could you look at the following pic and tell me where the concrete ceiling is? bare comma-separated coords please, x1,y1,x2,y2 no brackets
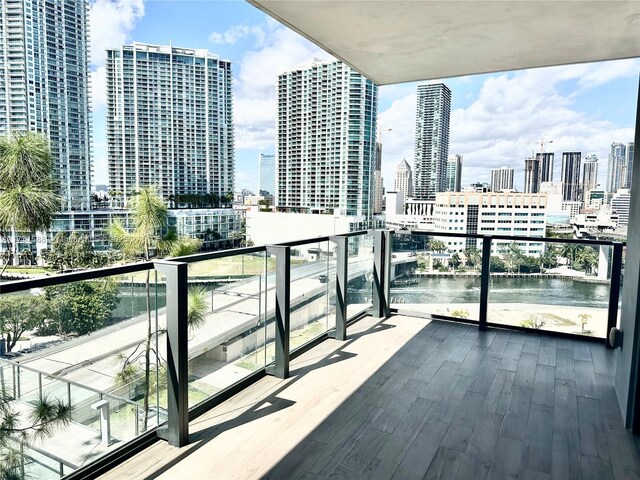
248,0,640,85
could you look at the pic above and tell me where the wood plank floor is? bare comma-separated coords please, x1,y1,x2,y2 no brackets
99,316,640,480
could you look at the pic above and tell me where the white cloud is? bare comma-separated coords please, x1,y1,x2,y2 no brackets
209,24,266,46
89,0,145,109
232,23,333,150
378,60,638,191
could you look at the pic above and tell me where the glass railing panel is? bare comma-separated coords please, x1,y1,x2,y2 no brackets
186,252,268,409
288,240,333,352
0,267,164,473
487,240,609,338
347,233,374,319
390,233,481,321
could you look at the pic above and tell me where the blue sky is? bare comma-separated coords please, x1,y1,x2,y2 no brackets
89,0,639,193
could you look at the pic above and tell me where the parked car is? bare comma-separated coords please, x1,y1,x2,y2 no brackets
318,274,329,283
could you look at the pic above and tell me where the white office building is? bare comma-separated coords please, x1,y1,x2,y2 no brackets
275,61,377,218
106,43,234,207
433,192,547,255
0,0,92,211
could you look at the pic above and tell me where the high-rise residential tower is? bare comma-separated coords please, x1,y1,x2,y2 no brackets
625,142,635,189
414,83,451,200
537,152,554,183
373,142,384,214
394,159,413,199
523,157,540,193
581,154,598,202
446,154,463,192
106,43,234,207
491,167,514,192
561,151,581,201
0,0,92,211
258,154,275,195
275,61,377,217
607,142,627,193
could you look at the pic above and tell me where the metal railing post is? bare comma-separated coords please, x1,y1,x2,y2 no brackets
606,242,624,348
373,230,390,318
330,236,348,341
16,365,20,399
38,373,42,400
266,246,290,379
383,231,392,317
479,236,492,331
154,261,189,447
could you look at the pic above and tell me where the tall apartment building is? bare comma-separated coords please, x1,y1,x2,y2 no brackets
611,188,630,226
491,167,514,192
0,0,92,211
537,152,554,183
275,61,377,217
523,157,539,193
394,159,413,198
446,154,463,192
625,142,635,189
106,43,234,207
581,154,598,202
414,83,451,200
373,142,384,214
607,142,627,193
258,154,275,195
433,191,547,255
561,151,581,201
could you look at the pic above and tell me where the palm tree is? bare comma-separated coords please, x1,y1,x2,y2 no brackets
0,132,61,275
109,186,168,432
577,247,598,275
463,247,481,271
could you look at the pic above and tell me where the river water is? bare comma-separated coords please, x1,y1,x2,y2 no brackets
352,275,612,309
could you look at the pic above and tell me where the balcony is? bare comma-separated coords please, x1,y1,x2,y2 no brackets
0,231,638,479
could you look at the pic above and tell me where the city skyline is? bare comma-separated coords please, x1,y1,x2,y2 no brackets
87,1,638,196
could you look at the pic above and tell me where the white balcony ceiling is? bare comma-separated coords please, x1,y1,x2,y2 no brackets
247,0,640,85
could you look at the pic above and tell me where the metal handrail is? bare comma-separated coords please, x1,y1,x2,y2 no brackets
406,230,627,247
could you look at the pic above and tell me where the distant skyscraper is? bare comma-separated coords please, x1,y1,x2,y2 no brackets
259,154,276,195
0,0,92,211
374,142,384,214
581,154,598,202
523,157,540,193
537,152,554,183
414,84,451,200
106,43,234,207
446,154,463,192
625,142,634,189
561,152,582,201
607,142,627,193
491,167,514,192
395,159,413,198
275,61,377,217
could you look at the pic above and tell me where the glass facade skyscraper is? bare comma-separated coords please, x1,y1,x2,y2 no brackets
561,151,582,201
0,0,92,211
414,83,451,200
275,61,377,217
106,43,234,207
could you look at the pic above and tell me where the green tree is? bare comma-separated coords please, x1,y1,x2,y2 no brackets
0,295,48,352
44,280,120,336
109,186,167,432
450,309,469,319
576,247,598,274
463,247,481,271
449,252,461,270
502,242,525,273
427,239,447,253
490,256,507,272
0,132,62,275
0,391,71,479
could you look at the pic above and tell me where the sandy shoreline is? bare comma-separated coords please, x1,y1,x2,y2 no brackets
393,302,612,338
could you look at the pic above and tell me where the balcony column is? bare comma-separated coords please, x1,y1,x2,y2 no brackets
266,245,290,379
615,76,640,433
330,235,348,341
478,236,492,331
372,230,392,319
154,261,189,447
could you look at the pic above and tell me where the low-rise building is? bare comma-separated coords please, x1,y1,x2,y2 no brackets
432,191,547,255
